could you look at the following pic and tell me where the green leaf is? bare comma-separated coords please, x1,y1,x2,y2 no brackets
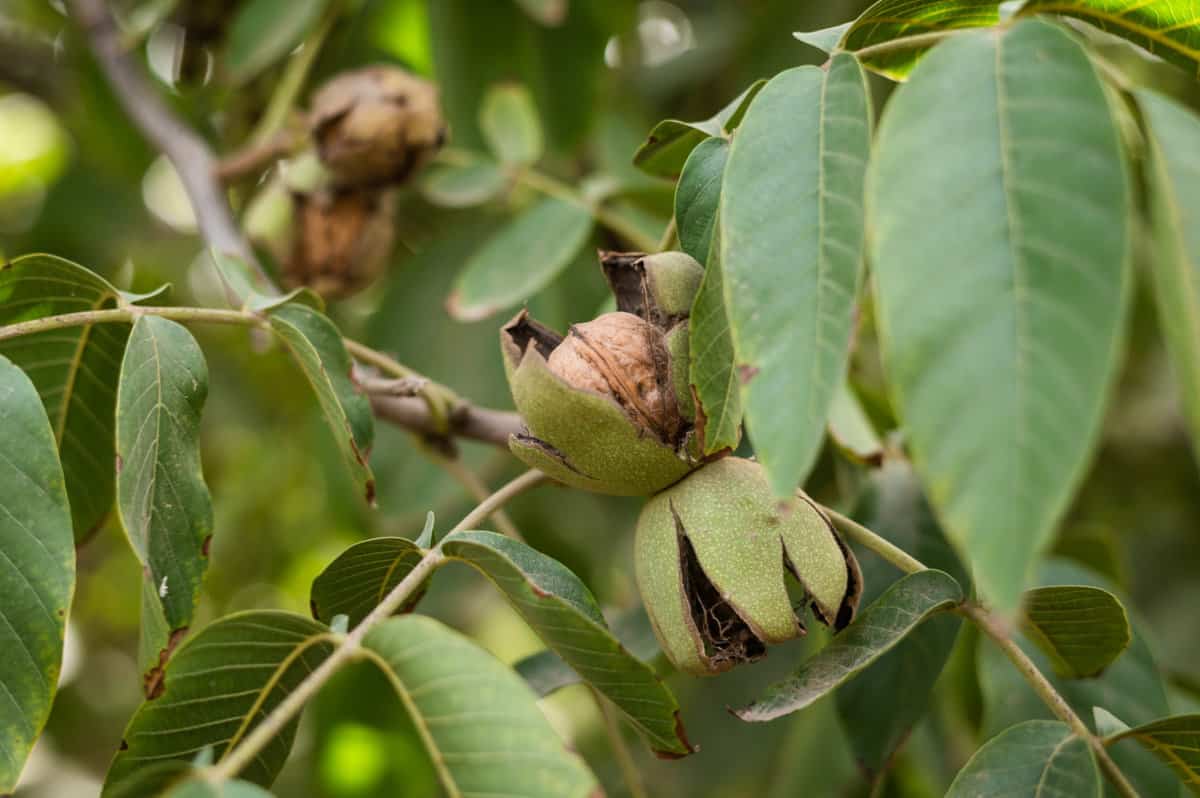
446,196,593,321
1106,714,1200,794
165,779,276,798
480,83,545,166
0,356,74,792
735,569,963,722
104,611,335,793
115,316,213,693
687,223,742,455
419,155,509,208
1022,0,1200,77
827,381,884,465
633,80,765,178
224,0,328,85
104,762,194,798
868,19,1132,615
836,462,968,778
362,615,598,797
1136,90,1200,465
721,54,871,497
1021,585,1131,678
978,559,1178,798
309,537,429,627
0,254,158,539
515,607,661,697
267,303,375,504
797,0,1002,81
674,136,727,268
441,530,693,756
947,720,1101,798
208,252,315,313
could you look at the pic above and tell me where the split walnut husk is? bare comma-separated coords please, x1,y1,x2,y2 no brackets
634,457,862,676
280,188,395,299
500,251,707,495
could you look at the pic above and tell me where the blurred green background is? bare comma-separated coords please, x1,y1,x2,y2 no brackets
2,1,1198,796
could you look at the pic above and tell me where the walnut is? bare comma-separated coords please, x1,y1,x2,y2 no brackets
283,189,395,299
310,66,447,188
546,312,681,444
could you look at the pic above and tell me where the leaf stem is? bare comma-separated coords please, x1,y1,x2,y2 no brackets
208,469,549,783
591,688,649,798
961,602,1141,798
823,506,928,574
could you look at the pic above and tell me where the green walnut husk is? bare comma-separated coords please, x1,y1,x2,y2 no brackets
635,457,863,676
501,251,705,495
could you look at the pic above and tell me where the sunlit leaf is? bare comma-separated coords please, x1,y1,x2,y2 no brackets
674,137,727,268
633,80,765,178
268,303,375,504
115,316,212,694
446,197,593,321
1022,0,1200,77
0,356,74,792
947,720,1101,797
0,254,161,539
480,84,545,166
104,612,335,793
722,53,871,496
1137,90,1200,465
362,615,598,796
795,0,1001,80
868,19,1132,615
440,530,693,756
1021,585,1131,678
735,570,963,722
1106,714,1200,794
310,537,429,626
224,0,328,85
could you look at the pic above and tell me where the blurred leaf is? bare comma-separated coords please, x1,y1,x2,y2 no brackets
514,0,567,26
633,80,765,178
868,20,1131,616
978,559,1178,798
0,355,73,793
420,155,509,208
674,137,727,267
515,606,660,697
795,0,1000,81
1137,90,1200,466
828,381,883,465
165,779,276,797
104,611,335,793
1106,714,1200,793
946,720,1100,797
268,303,375,504
1021,0,1200,76
441,530,693,756
837,462,968,778
362,615,598,796
735,570,963,722
115,316,212,693
208,252,313,313
224,0,328,85
309,537,429,626
480,84,545,165
1021,585,1131,678
722,54,871,497
446,196,593,321
105,762,194,798
688,224,742,455
0,254,159,539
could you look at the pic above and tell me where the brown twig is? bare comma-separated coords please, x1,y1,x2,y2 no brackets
67,0,266,283
215,131,304,184
370,394,524,450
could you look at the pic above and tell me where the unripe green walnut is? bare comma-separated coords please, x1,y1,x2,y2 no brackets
501,251,705,495
635,458,862,676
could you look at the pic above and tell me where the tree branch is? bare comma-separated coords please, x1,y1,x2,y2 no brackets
370,394,524,450
66,0,265,281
